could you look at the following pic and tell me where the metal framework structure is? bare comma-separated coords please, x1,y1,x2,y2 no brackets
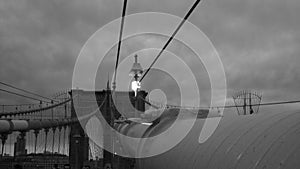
233,90,262,115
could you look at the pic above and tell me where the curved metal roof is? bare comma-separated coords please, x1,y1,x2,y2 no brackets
116,109,300,169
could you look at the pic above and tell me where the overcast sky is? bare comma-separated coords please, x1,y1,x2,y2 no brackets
0,0,300,113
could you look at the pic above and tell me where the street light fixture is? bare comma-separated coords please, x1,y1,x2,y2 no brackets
129,54,143,97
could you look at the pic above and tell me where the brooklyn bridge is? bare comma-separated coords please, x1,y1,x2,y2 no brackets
1,0,300,168
1,80,300,169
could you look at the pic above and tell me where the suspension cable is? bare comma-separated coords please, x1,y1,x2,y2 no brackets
143,98,300,109
113,0,128,90
139,0,202,82
0,98,71,117
0,81,58,103
0,88,52,104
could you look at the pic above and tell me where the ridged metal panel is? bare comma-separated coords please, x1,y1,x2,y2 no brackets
116,110,300,169
232,112,300,169
207,111,296,169
252,118,300,169
120,122,149,156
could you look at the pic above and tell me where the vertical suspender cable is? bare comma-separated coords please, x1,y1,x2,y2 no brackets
52,128,55,154
9,134,11,156
63,126,66,155
44,129,49,153
1,135,6,157
34,130,39,154
58,127,61,154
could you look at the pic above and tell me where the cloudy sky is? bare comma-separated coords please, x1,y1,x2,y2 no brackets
0,0,300,113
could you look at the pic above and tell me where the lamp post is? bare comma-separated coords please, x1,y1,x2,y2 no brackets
129,54,143,117
129,54,143,96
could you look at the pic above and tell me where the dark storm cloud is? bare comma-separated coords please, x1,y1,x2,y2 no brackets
0,0,299,111
193,0,300,102
0,0,102,103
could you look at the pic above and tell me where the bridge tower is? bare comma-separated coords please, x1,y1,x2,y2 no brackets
69,86,147,169
69,91,89,169
101,82,147,169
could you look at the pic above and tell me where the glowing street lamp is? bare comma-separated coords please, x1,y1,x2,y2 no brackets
129,54,143,96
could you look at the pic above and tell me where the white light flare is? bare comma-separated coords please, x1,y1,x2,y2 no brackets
131,80,141,96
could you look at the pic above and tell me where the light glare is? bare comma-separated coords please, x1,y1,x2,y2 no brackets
131,81,141,96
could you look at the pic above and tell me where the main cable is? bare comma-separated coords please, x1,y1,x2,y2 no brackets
0,81,58,103
113,0,128,90
139,0,202,82
0,88,52,104
144,97,300,109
